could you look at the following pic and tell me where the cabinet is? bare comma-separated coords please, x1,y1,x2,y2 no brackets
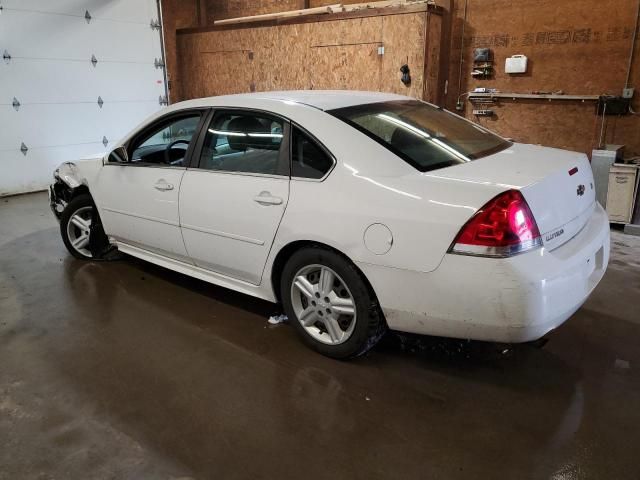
606,165,639,224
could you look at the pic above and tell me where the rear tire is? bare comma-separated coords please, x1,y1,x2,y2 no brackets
281,246,386,359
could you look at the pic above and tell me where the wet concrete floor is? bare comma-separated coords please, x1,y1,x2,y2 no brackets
1,192,640,479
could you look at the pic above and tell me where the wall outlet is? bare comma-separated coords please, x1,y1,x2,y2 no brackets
622,88,634,99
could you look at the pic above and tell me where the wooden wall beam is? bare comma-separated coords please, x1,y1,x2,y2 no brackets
198,0,208,26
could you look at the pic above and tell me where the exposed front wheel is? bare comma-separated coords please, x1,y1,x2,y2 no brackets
60,195,95,259
281,247,386,359
59,194,115,260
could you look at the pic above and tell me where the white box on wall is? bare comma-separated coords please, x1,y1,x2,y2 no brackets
505,55,528,74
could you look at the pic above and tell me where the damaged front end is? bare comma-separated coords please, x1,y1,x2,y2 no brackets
49,162,84,221
49,162,120,260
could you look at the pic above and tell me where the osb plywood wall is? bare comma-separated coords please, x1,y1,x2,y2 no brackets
162,0,640,156
446,0,640,156
174,10,441,104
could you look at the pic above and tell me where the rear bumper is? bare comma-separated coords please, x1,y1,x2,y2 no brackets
358,202,610,343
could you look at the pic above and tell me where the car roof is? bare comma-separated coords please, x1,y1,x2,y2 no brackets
174,90,410,112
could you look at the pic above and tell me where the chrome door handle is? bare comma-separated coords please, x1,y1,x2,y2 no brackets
253,191,283,206
154,180,174,191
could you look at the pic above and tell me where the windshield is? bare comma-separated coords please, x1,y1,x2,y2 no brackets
329,100,512,172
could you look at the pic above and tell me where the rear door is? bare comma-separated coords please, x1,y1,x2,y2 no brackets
179,109,290,285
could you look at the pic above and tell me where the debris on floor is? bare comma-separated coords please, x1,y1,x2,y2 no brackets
267,314,289,325
615,358,631,370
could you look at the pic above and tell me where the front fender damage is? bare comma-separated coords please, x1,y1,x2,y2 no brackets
49,162,84,220
49,162,120,260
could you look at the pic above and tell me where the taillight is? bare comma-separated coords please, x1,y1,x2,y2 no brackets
450,190,542,257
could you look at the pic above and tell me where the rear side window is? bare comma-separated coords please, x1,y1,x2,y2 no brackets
291,127,334,179
199,111,286,176
329,100,512,173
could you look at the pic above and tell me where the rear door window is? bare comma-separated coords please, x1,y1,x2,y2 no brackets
198,111,288,176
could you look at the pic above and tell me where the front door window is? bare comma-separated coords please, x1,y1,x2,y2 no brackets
130,115,201,167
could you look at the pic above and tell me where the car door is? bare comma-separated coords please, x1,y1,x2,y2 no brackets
179,109,290,285
94,110,206,262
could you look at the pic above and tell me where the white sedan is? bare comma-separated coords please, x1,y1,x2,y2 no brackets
49,91,610,358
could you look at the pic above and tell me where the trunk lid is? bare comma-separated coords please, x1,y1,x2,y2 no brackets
429,143,596,250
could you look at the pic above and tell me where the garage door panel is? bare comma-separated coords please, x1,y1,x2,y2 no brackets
0,144,107,196
90,20,161,63
0,0,165,195
1,0,157,27
3,61,166,104
98,101,165,145
89,0,157,23
0,102,162,151
0,10,160,62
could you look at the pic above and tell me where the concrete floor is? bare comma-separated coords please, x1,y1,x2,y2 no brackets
1,192,639,480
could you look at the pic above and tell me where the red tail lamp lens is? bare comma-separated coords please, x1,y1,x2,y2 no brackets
451,190,542,257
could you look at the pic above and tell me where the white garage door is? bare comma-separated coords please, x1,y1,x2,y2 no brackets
0,0,168,196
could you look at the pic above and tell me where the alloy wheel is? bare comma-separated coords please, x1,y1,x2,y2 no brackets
290,264,356,345
66,206,93,258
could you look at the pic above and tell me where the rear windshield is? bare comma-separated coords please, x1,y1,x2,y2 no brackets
329,100,512,172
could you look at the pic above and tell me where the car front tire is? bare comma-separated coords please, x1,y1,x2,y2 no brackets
281,246,386,359
60,194,114,260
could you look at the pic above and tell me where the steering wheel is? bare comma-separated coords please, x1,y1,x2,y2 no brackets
164,140,190,165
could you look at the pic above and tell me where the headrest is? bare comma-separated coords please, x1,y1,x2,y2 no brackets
390,127,424,151
227,116,273,151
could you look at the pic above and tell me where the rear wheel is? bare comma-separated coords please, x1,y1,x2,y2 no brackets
281,247,386,359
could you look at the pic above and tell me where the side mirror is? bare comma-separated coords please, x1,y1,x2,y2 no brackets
107,146,129,163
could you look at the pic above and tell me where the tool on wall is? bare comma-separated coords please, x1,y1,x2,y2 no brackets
473,109,494,117
471,48,493,79
597,96,631,116
400,64,411,86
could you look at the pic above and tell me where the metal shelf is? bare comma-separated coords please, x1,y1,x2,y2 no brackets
468,92,600,102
